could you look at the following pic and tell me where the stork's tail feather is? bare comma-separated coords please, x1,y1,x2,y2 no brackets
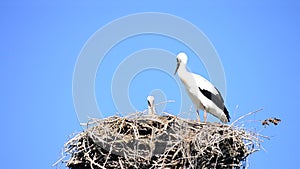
223,106,231,123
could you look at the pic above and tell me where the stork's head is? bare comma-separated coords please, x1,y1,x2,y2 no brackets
147,95,155,115
147,96,155,108
174,52,188,75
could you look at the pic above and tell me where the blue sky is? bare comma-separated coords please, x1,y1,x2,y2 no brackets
1,1,300,169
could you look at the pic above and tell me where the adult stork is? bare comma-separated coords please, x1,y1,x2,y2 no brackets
174,52,230,123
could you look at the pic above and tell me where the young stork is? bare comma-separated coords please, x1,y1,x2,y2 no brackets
174,52,230,123
147,96,156,115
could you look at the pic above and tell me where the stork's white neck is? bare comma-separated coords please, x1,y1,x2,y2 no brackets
178,63,188,75
177,63,191,87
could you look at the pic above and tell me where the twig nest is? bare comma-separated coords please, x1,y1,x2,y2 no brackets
64,113,263,169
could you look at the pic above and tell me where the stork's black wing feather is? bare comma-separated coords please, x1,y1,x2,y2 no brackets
214,87,224,103
198,87,230,122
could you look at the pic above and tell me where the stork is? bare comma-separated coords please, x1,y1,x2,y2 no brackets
174,52,230,123
147,96,156,115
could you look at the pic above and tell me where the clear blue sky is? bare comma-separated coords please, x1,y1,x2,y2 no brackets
1,1,300,169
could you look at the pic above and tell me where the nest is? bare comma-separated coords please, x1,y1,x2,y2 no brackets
61,113,265,169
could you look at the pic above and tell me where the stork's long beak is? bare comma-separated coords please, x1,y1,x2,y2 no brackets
174,61,180,75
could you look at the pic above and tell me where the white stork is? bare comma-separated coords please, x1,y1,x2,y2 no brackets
174,52,230,123
147,96,156,115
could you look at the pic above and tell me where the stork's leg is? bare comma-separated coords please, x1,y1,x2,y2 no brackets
204,110,207,122
196,110,201,122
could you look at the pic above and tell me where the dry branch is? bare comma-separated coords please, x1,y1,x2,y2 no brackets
60,113,267,169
